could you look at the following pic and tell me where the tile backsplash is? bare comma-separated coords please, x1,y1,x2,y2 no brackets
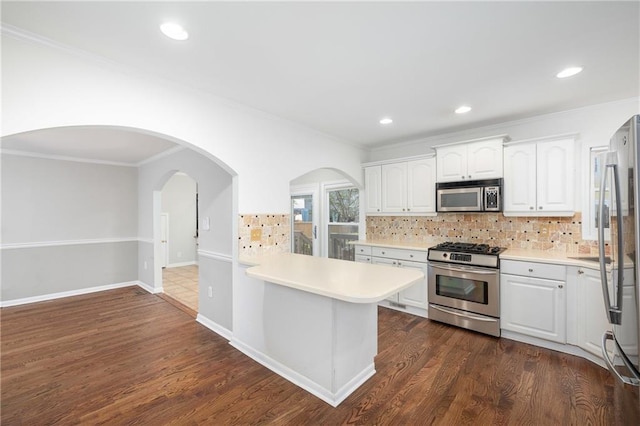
238,214,290,258
367,212,603,255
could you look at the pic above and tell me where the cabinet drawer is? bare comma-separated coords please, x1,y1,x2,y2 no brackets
371,247,427,263
355,255,372,263
501,260,566,281
354,245,372,256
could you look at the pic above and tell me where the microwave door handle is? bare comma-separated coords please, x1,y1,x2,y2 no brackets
598,154,623,325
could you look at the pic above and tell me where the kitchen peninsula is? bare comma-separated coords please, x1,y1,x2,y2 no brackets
234,253,424,406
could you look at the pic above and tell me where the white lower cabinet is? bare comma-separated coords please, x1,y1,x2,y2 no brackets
354,244,428,311
500,260,566,343
571,266,611,357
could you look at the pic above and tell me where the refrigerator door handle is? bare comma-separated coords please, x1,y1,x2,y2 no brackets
598,153,624,325
601,330,640,386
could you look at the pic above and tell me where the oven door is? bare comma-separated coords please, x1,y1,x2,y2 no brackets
428,261,499,317
437,187,483,212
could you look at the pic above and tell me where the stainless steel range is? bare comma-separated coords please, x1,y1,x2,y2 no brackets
427,242,506,337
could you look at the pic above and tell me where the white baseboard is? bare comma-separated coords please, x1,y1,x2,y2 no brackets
196,314,233,341
229,337,375,407
166,261,197,268
0,281,140,308
137,281,162,294
501,330,607,369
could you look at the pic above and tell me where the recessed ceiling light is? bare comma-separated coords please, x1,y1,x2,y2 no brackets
455,105,472,114
379,117,393,125
556,67,583,78
160,22,189,41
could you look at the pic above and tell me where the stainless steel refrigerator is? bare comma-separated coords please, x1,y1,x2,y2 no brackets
599,114,640,386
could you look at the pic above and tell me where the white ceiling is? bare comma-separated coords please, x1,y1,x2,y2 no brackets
1,1,639,162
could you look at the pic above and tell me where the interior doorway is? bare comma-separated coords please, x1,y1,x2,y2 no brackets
160,172,199,312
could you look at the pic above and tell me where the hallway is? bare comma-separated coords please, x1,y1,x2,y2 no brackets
162,265,198,313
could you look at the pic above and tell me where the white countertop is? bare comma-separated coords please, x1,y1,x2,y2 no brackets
351,240,628,269
245,253,424,304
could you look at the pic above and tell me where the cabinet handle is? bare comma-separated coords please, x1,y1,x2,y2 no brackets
528,268,534,272
578,269,584,275
392,261,397,265
558,284,564,289
529,206,534,210
398,262,402,266
539,206,543,210
410,254,414,258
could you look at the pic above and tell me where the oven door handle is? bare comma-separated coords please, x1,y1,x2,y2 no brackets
430,263,496,275
429,304,497,322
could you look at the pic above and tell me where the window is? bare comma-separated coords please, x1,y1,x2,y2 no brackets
326,186,359,261
585,146,611,240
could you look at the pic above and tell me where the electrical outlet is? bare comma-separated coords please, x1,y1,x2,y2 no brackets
251,228,262,241
208,286,213,298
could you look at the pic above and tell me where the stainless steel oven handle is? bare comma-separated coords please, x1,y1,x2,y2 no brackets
430,263,496,275
429,304,496,322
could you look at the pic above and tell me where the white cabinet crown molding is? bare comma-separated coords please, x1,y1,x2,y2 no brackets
432,134,509,150
361,153,435,168
503,132,579,147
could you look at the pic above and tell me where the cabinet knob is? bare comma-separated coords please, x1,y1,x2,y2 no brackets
530,206,534,210
407,208,410,211
392,261,397,265
539,206,543,210
398,262,402,266
528,268,533,272
468,175,472,179
558,284,564,289
410,254,414,258
382,251,385,255
377,209,380,212
402,208,406,211
461,176,465,179
578,269,584,275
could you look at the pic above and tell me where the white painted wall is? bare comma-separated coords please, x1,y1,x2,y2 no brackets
1,34,366,214
368,98,640,212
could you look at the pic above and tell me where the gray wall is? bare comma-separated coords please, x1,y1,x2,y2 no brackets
1,154,139,301
138,147,233,329
161,173,197,266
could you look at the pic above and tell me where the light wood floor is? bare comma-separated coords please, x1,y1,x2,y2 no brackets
162,264,198,312
2,287,638,425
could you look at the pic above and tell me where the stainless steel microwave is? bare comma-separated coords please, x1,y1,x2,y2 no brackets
436,178,502,212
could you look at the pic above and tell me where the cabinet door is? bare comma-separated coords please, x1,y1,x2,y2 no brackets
407,158,436,213
397,260,428,308
501,273,566,343
371,257,399,302
576,267,611,356
381,163,407,212
536,139,574,213
467,139,503,180
436,145,467,182
364,166,382,213
503,144,537,213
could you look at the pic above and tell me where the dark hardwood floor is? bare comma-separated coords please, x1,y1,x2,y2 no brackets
2,287,638,425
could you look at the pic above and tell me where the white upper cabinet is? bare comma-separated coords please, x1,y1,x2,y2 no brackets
381,162,408,213
364,156,436,215
435,138,504,182
364,166,382,213
504,136,575,216
407,158,437,213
